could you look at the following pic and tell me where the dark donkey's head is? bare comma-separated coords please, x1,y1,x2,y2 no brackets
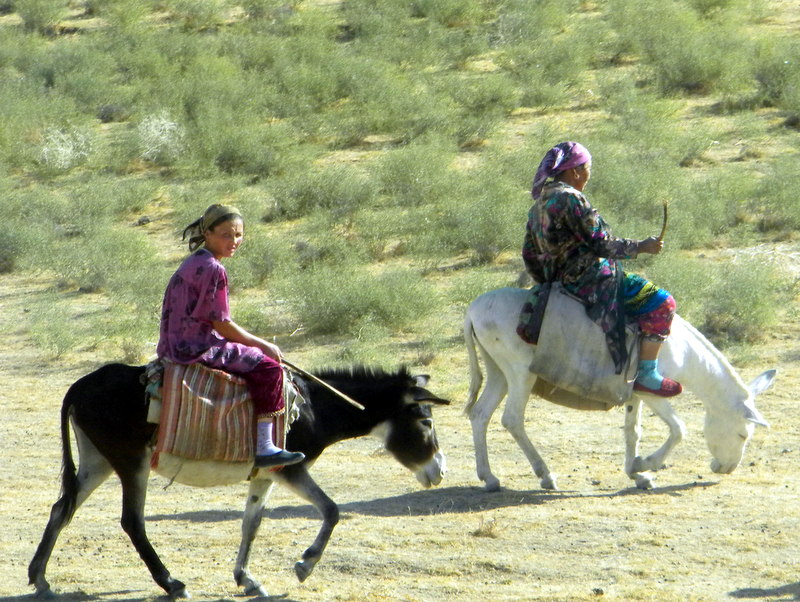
299,366,451,488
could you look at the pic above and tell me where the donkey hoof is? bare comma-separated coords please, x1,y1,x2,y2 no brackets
482,477,501,492
169,584,190,599
295,560,313,583
244,583,268,597
634,473,654,490
540,474,558,490
33,587,56,600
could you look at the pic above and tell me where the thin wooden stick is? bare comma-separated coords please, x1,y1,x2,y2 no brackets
282,359,366,411
657,200,669,243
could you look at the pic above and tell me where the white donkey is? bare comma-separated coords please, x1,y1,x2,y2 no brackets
464,287,774,490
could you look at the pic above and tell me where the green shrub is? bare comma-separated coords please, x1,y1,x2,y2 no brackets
699,259,784,346
269,163,379,219
15,0,63,34
644,253,784,346
170,0,225,31
608,0,752,95
412,173,524,263
276,264,437,336
376,140,458,206
409,0,488,27
749,156,800,231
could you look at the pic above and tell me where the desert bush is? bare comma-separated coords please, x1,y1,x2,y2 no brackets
136,111,185,165
26,37,122,114
0,76,85,172
643,253,784,346
699,257,786,346
275,264,437,336
409,0,488,27
491,0,574,48
437,72,520,145
15,0,62,34
226,233,294,289
37,126,93,172
493,0,592,107
269,164,379,220
749,156,800,231
170,0,225,31
608,0,752,95
27,293,88,358
412,173,524,263
343,0,488,70
376,140,459,207
672,169,752,248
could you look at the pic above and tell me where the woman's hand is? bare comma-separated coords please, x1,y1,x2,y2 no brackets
259,341,282,362
638,236,664,255
212,319,282,361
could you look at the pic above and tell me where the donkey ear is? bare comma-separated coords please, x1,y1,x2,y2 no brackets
742,404,770,428
411,387,451,405
413,374,430,387
748,369,776,396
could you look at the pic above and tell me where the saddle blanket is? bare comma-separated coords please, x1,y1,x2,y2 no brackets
149,361,287,471
526,283,639,406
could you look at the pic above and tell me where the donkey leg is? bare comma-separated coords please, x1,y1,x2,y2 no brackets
29,439,113,598
233,477,275,597
637,396,687,479
468,362,507,492
501,379,556,490
274,465,339,583
623,399,655,489
118,465,188,599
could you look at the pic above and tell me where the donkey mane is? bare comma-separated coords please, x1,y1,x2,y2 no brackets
311,365,412,384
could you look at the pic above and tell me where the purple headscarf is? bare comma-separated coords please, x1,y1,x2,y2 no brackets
531,141,592,200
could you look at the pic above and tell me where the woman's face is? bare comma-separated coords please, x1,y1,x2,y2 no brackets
204,217,244,259
572,162,592,191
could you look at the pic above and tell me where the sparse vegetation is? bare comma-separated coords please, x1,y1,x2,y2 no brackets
0,0,797,361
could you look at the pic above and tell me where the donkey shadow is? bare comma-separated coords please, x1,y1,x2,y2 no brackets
147,480,717,523
729,582,800,600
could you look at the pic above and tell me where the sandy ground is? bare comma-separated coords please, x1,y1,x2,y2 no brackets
1,270,798,602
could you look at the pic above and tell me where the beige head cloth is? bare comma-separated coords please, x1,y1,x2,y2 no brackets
183,204,243,251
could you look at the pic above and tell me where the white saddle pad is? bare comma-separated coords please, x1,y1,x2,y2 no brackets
528,283,639,406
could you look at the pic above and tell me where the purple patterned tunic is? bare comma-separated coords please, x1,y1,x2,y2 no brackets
157,248,265,374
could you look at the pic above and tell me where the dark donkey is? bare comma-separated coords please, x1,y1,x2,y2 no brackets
29,363,449,599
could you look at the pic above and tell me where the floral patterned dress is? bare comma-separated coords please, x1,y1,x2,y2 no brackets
518,181,641,372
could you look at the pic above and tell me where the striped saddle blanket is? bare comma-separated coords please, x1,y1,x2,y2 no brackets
146,361,293,471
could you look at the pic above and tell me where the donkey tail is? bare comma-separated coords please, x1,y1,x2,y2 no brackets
58,391,79,524
463,308,483,416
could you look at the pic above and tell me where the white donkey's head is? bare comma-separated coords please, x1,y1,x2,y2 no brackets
704,370,774,474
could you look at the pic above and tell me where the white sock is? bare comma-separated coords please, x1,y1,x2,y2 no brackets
256,419,282,456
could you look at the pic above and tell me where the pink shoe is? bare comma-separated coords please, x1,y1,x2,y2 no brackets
633,377,683,397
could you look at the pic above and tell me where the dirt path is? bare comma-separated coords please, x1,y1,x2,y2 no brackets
1,268,799,601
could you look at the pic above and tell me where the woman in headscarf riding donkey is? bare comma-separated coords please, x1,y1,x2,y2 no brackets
518,141,681,397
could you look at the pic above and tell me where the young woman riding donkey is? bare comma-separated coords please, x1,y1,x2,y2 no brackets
158,203,303,468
